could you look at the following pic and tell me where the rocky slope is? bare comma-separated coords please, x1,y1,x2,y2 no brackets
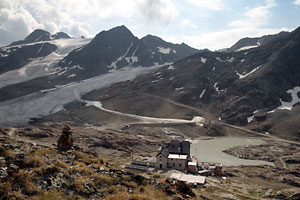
226,31,289,52
0,128,198,200
82,26,300,140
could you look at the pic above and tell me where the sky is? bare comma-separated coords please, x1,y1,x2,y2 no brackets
0,0,300,50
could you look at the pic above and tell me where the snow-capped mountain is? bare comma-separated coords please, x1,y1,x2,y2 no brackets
57,25,198,80
83,26,300,140
0,26,198,126
10,29,71,46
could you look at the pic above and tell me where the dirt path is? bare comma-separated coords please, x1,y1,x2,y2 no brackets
6,127,54,148
7,128,16,137
277,157,288,169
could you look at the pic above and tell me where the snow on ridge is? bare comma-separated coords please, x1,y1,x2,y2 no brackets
158,46,171,54
236,45,259,52
236,65,261,79
201,57,207,63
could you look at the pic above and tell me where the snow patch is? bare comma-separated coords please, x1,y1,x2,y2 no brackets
201,57,207,63
247,115,254,123
236,65,261,79
168,65,175,70
175,87,184,91
169,77,174,81
214,82,220,94
236,45,259,52
277,86,300,111
199,89,206,99
68,74,76,78
228,57,234,62
241,59,245,62
157,46,171,54
109,43,133,69
216,57,223,62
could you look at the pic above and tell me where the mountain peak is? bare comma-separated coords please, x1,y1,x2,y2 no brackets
9,29,71,46
24,29,51,42
53,31,71,39
107,25,133,36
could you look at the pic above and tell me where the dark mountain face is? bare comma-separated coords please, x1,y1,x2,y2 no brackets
0,43,57,74
9,29,70,46
52,32,71,39
88,27,300,140
57,25,198,79
227,31,289,52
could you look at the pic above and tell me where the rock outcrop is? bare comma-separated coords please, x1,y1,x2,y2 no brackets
57,125,74,150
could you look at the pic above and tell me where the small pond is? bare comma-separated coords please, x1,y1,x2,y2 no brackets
190,137,274,166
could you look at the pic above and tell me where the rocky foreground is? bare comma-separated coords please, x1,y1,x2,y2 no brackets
0,131,199,200
1,125,300,200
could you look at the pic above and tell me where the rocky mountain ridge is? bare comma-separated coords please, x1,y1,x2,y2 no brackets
57,25,198,79
225,31,289,52
82,26,300,140
9,29,71,46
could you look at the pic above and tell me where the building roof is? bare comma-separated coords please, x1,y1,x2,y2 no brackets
166,140,190,154
157,147,169,158
168,154,187,159
157,140,190,158
188,162,197,166
170,173,206,184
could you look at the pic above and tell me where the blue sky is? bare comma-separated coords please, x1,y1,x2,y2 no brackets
0,0,299,50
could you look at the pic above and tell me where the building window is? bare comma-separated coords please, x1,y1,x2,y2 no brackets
179,164,182,167
173,163,175,167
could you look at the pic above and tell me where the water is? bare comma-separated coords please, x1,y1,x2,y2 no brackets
191,137,274,166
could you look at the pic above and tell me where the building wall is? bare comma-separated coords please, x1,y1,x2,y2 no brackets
156,155,167,169
167,158,186,171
